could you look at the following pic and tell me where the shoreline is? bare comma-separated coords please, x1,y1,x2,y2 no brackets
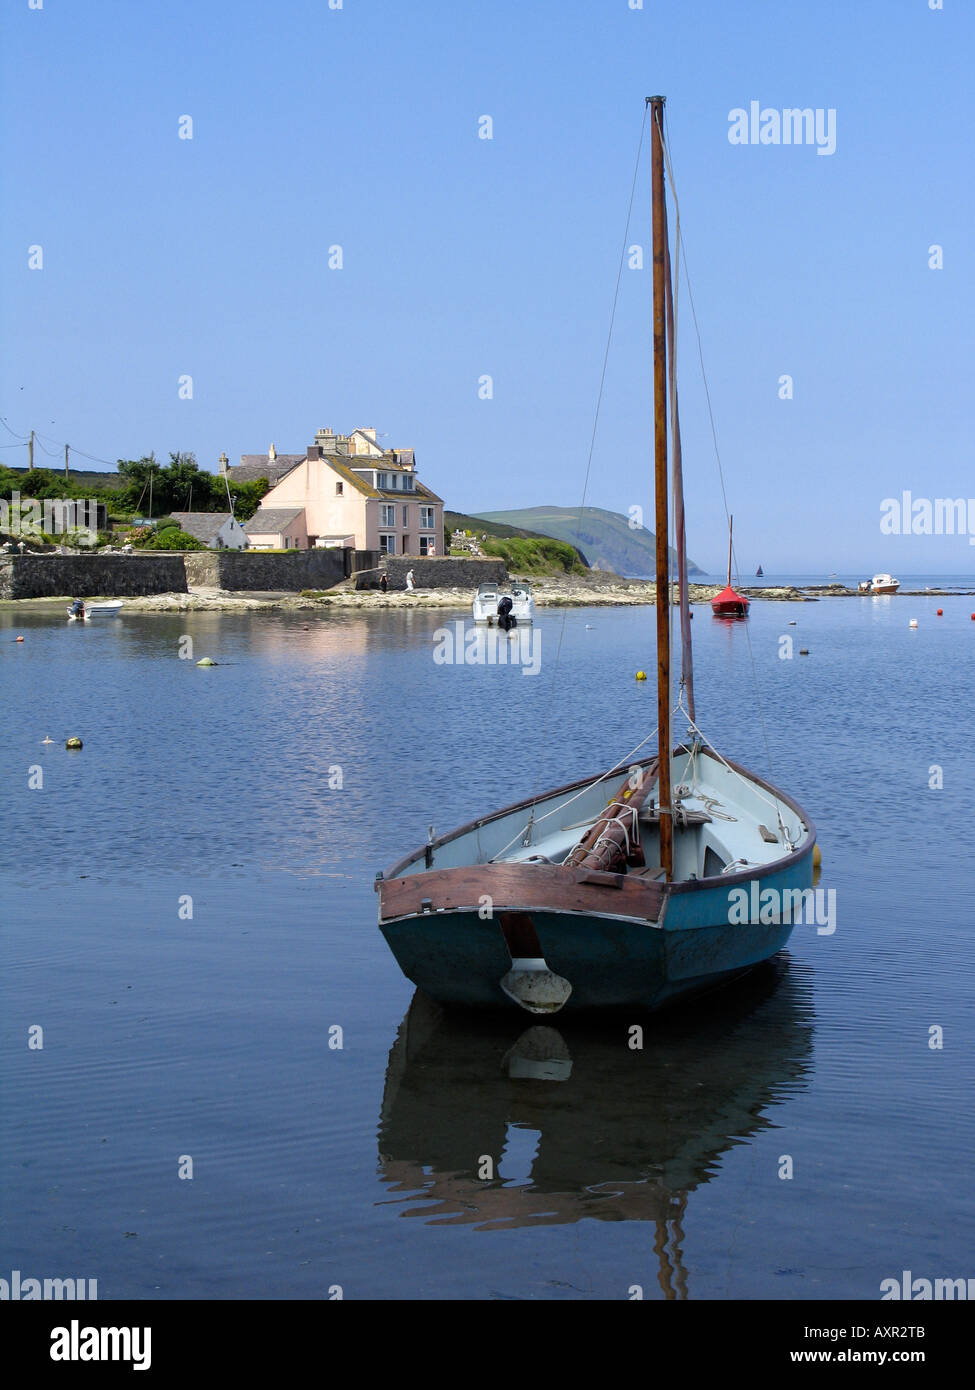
2,577,971,614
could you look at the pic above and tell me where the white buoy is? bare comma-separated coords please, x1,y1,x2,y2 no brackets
909,619,918,629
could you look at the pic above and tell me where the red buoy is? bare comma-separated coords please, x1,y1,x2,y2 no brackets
937,608,943,616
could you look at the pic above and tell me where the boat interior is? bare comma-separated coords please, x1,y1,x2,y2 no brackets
392,746,810,885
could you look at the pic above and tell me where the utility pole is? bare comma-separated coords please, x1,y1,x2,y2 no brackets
28,430,34,473
65,443,70,481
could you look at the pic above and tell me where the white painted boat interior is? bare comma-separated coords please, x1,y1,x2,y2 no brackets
402,748,810,883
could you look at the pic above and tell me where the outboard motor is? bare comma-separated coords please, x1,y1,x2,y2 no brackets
497,595,516,631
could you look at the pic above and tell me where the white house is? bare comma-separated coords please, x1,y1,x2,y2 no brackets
169,512,248,549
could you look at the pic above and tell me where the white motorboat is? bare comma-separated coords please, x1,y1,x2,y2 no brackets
858,573,900,595
472,581,534,626
67,601,124,620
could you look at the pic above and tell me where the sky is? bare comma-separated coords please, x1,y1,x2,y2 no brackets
1,0,972,574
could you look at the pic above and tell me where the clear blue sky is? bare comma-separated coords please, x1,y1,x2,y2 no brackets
2,0,971,573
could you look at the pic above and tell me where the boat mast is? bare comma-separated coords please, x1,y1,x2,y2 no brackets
650,95,673,883
727,514,734,587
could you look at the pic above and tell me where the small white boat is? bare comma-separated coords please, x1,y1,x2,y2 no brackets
859,573,900,595
67,601,124,621
472,581,534,626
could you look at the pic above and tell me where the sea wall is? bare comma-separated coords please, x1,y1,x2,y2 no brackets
183,549,346,591
365,556,508,591
0,547,351,599
0,553,188,600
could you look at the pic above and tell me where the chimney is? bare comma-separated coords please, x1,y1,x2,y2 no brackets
218,452,229,474
307,445,323,460
268,443,277,461
315,427,337,452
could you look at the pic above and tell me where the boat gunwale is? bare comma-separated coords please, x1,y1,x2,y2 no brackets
377,744,817,895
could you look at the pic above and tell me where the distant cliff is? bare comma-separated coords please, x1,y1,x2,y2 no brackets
472,506,703,578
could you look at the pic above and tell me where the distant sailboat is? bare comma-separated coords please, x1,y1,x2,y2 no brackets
756,564,764,577
710,516,750,619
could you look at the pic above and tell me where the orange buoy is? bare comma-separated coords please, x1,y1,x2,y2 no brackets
15,635,24,642
937,608,943,616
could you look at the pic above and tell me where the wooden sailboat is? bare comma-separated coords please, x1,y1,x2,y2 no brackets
375,98,816,1015
710,516,750,618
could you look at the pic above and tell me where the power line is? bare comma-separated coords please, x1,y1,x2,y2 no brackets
0,415,118,467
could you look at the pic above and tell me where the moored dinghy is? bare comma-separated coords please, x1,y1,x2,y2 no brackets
376,99,816,1015
711,516,750,619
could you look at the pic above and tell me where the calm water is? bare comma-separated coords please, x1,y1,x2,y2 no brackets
1,591,973,1299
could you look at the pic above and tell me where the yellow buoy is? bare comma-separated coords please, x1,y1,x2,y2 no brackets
65,737,83,750
635,670,647,681
813,844,822,869
196,657,217,667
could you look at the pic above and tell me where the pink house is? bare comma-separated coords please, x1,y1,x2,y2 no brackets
226,430,444,555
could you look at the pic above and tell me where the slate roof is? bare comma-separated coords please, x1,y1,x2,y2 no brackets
243,507,305,535
229,454,305,484
169,512,237,545
337,457,443,504
230,448,444,507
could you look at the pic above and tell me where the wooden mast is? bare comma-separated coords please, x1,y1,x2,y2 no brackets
727,514,734,587
650,96,673,882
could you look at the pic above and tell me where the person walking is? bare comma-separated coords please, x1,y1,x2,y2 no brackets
380,573,388,594
406,568,415,591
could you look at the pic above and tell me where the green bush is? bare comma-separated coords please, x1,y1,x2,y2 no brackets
139,527,206,551
482,536,584,575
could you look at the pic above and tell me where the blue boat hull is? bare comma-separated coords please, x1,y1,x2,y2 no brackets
381,855,814,1014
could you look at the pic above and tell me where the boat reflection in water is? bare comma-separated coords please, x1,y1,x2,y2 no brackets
377,960,814,1296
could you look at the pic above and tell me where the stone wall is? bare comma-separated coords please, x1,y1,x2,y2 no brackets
379,556,508,590
183,548,346,591
0,547,349,599
0,553,188,600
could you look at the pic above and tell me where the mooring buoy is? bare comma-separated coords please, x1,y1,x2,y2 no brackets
196,657,217,667
635,670,647,681
65,737,83,750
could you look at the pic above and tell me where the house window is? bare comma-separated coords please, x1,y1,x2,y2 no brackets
335,482,343,496
402,506,408,526
377,472,388,489
403,474,414,491
420,536,435,556
379,534,396,554
379,504,396,527
420,506,435,529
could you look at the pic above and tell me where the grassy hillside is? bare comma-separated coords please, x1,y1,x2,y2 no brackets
473,505,702,578
446,510,589,573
